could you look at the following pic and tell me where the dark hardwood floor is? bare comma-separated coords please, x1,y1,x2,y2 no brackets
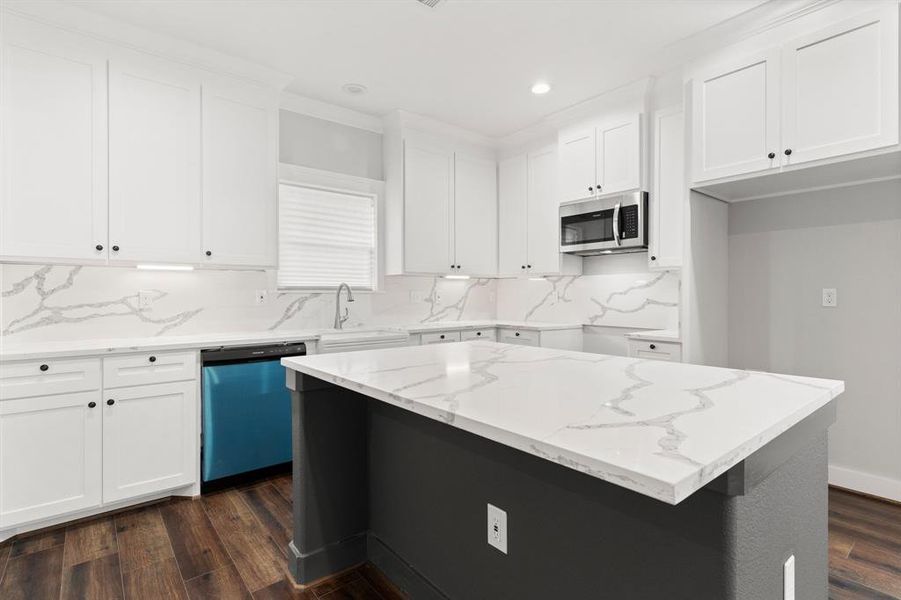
0,479,898,599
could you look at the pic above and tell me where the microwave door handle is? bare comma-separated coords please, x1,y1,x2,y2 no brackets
612,203,622,246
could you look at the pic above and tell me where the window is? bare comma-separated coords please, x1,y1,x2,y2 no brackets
278,183,377,290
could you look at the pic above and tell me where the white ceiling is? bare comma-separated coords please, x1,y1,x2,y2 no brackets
67,0,768,138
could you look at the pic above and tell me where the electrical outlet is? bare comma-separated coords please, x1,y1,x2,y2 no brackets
822,288,837,307
138,290,154,309
783,555,795,600
487,503,507,554
255,290,268,305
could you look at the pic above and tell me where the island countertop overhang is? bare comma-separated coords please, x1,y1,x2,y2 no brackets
282,341,844,504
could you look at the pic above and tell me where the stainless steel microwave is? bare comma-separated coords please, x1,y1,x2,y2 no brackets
559,191,648,255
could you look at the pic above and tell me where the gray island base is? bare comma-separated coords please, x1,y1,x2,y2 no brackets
286,374,834,599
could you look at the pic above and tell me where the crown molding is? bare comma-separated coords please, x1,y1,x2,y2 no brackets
280,93,384,134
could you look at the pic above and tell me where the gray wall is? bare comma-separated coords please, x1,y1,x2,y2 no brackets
728,178,901,494
279,109,383,180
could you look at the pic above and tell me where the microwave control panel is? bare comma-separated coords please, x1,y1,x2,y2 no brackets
621,205,639,239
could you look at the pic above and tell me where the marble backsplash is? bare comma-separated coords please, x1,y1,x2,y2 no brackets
0,261,679,344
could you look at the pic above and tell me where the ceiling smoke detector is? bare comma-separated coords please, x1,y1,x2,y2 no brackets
341,83,368,96
415,0,443,7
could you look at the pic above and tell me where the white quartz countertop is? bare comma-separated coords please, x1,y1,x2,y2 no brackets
0,320,583,360
282,341,843,505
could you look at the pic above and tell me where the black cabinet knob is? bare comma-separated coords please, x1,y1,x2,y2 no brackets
450,264,455,269
148,356,156,363
527,264,532,269
650,256,657,261
439,334,445,340
476,331,482,336
515,332,520,337
88,401,97,408
456,265,461,269
107,399,115,406
205,250,212,257
112,245,120,252
521,265,526,269
784,149,792,156
39,364,49,372
95,244,104,251
767,152,775,159
588,186,594,192
650,344,656,350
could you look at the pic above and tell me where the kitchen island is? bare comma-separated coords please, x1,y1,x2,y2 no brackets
282,341,843,599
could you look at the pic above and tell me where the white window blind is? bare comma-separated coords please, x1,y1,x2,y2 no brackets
278,184,377,289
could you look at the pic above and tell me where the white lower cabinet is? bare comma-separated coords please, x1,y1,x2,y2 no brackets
0,392,102,528
498,328,540,346
0,350,198,538
103,381,197,503
460,329,496,342
421,331,461,344
627,339,682,362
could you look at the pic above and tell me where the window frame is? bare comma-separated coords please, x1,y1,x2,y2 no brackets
277,164,382,293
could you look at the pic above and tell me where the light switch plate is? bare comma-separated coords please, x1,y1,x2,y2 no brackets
822,288,837,307
487,503,507,554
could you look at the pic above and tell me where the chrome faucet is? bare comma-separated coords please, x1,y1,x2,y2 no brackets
333,282,355,329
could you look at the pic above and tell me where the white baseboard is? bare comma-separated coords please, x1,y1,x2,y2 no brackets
829,464,901,503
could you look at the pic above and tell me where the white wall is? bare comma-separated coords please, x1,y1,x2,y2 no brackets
279,109,383,180
728,179,901,501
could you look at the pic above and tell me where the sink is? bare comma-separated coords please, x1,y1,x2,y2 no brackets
317,329,409,354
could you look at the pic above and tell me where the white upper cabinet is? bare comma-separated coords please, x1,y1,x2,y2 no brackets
526,146,563,275
498,155,528,275
559,114,643,202
201,81,278,267
453,152,498,276
403,138,454,274
692,5,898,185
558,128,597,202
108,57,201,264
0,20,108,263
691,48,781,182
781,8,899,166
649,107,685,271
596,114,642,195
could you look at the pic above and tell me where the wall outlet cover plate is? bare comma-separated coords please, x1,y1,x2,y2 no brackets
487,503,507,554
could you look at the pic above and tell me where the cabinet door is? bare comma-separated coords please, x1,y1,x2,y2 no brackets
597,115,641,195
404,139,454,273
103,381,197,503
558,127,596,202
781,7,899,166
526,146,561,274
454,152,497,276
201,81,278,267
109,57,201,264
650,107,685,271
498,155,529,276
691,48,781,182
421,331,461,344
0,392,102,527
0,21,108,263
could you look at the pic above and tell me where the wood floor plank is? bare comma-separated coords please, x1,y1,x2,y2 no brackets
115,506,176,573
160,499,231,580
830,575,900,600
61,553,124,600
830,554,901,598
358,564,405,600
317,577,383,600
9,527,66,558
270,476,293,504
122,556,188,600
240,484,293,552
829,529,856,560
0,545,64,600
184,562,252,599
201,489,287,593
0,542,10,583
251,577,316,600
64,517,118,567
849,539,901,577
309,570,363,597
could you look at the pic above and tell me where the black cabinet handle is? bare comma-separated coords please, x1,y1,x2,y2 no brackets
95,244,104,251
650,256,657,261
784,149,792,156
456,265,461,269
39,364,49,372
527,264,532,269
107,399,115,406
476,331,482,336
650,344,656,350
439,334,445,340
148,356,156,363
112,245,120,252
205,250,212,257
515,332,520,337
767,152,775,159
450,264,455,269
88,401,96,408
588,186,594,193
521,265,526,269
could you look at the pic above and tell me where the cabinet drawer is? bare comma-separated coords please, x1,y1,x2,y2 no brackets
103,351,197,388
0,358,101,400
421,331,461,345
498,329,539,346
627,340,682,362
461,329,497,342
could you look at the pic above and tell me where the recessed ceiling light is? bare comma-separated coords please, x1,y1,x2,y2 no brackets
342,83,367,96
531,82,551,95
